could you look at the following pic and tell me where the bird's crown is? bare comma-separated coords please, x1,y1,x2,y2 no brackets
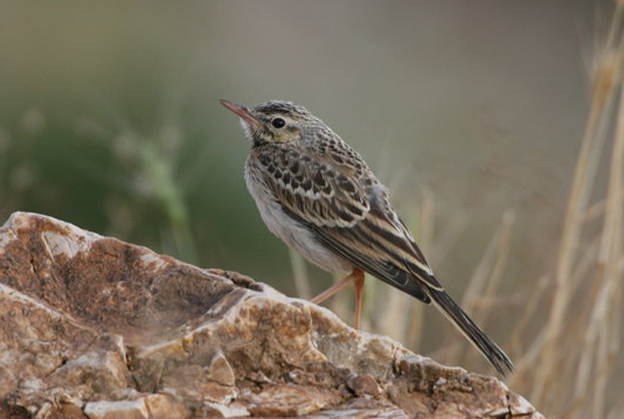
253,100,311,119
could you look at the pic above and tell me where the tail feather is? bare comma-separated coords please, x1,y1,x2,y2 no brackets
428,287,515,376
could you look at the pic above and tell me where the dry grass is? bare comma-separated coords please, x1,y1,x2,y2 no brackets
301,4,624,418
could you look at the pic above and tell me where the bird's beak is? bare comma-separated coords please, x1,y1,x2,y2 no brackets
219,99,263,128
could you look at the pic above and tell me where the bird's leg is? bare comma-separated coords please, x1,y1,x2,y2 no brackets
311,269,365,329
353,270,365,329
311,268,363,305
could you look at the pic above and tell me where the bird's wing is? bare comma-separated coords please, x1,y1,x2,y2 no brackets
253,146,443,296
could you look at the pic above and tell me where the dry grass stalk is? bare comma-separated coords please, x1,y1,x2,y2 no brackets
531,5,624,410
378,187,434,344
429,211,514,367
404,187,435,350
288,7,624,418
585,57,624,419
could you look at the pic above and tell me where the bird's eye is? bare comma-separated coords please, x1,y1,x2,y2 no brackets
271,118,286,129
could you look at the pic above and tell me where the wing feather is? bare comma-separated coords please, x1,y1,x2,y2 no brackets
253,145,443,294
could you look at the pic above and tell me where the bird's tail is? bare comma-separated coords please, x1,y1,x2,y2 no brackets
428,287,515,376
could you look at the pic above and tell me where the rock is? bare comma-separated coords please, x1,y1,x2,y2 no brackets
206,351,236,386
84,400,148,419
346,373,383,399
240,384,341,416
0,212,546,419
305,399,409,419
143,394,190,419
198,401,249,418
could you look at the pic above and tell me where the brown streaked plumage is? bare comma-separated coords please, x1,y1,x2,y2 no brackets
220,99,514,376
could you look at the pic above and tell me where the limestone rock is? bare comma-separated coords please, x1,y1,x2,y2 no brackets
84,400,149,419
0,212,545,419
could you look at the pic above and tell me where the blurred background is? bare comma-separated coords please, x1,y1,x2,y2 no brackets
1,1,622,418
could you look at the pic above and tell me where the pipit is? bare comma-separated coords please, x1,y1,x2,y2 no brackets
220,99,514,375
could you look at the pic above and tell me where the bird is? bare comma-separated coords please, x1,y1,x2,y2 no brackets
220,99,514,376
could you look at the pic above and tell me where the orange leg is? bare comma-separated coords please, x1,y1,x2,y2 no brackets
353,271,365,330
311,269,365,329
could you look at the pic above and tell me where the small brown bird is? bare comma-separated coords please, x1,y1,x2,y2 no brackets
220,99,514,375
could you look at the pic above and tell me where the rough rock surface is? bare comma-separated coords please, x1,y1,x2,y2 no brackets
0,212,544,419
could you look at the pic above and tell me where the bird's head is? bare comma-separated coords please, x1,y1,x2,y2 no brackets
220,99,317,146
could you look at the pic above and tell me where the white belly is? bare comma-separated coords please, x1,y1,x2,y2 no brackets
244,168,352,274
